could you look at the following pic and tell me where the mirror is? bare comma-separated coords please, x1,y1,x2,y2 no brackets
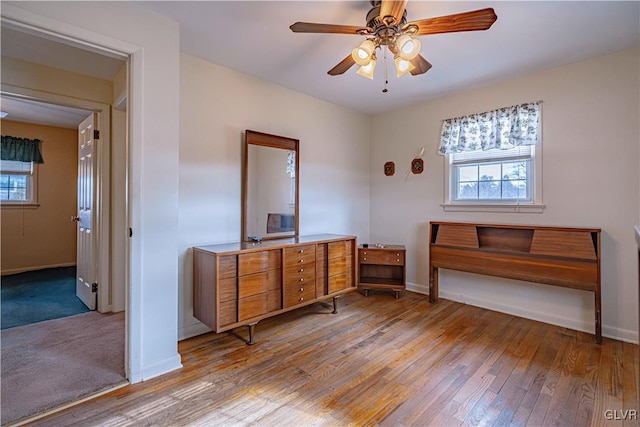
242,130,299,242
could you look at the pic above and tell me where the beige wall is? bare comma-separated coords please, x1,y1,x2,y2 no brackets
1,120,78,274
1,56,113,104
370,48,640,343
178,54,371,339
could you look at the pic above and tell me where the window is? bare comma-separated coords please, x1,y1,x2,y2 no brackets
444,145,543,212
439,101,544,213
454,146,532,201
1,160,38,206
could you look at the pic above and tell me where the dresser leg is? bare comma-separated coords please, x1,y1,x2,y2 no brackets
394,290,400,299
332,296,340,314
246,322,257,346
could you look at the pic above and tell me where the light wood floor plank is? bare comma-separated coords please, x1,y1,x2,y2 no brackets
26,292,639,427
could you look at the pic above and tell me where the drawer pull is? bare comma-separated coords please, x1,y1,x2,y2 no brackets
397,259,400,262
299,297,304,302
396,253,400,256
299,278,304,282
299,268,304,272
299,249,304,253
363,257,367,261
363,252,367,255
299,287,304,292
299,259,304,263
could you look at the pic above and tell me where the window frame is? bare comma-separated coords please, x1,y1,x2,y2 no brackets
1,160,40,208
442,144,544,213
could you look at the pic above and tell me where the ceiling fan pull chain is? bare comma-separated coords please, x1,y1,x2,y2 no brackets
382,45,389,93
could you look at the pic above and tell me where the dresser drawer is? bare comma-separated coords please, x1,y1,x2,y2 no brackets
238,269,281,299
359,249,405,266
219,300,237,326
328,256,352,277
284,245,316,267
328,240,352,259
219,277,237,302
328,271,353,293
238,250,281,276
238,289,281,321
218,255,237,279
284,284,316,307
284,264,316,286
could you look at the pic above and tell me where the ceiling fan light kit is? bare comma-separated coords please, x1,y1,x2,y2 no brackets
290,0,497,85
356,58,377,79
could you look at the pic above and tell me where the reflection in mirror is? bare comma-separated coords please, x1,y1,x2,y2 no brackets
242,130,299,241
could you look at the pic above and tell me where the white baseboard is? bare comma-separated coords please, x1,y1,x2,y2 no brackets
179,321,212,341
1,262,76,276
406,281,638,344
140,353,183,381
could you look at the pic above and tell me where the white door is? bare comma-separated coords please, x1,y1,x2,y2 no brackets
76,113,98,310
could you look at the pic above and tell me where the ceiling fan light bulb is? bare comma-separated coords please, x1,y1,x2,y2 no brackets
395,56,415,77
357,59,376,79
397,35,421,60
351,39,375,66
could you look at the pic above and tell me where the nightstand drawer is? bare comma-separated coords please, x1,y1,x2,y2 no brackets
359,249,405,265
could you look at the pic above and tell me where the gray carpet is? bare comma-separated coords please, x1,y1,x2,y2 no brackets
1,311,126,425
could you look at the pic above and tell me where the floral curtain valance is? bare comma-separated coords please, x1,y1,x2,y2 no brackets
1,135,44,163
438,101,540,155
286,150,296,178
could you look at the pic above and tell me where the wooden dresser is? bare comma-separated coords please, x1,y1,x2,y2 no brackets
193,234,356,344
429,222,602,343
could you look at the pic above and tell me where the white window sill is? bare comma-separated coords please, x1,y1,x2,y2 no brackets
1,203,40,209
441,203,545,213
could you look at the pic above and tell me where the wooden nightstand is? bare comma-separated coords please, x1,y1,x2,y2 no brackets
358,245,406,299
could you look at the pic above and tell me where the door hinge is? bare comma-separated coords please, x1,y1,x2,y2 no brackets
91,283,98,293
93,130,100,139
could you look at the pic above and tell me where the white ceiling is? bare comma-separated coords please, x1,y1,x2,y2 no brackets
0,96,92,129
135,0,640,115
1,1,638,123
1,25,126,128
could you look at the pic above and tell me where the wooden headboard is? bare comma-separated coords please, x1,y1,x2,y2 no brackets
428,221,602,343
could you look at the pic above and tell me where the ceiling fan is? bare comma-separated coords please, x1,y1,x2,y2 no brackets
290,0,497,81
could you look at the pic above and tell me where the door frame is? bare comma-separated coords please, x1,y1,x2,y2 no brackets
0,88,114,313
0,11,139,380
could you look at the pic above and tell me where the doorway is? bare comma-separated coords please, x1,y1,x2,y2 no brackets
0,24,130,424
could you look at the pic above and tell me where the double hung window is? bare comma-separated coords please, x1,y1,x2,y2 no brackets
1,160,38,205
439,101,543,213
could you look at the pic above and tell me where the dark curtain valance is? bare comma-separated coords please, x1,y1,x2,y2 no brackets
1,135,44,163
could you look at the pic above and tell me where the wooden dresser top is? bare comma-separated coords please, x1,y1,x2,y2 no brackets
194,234,356,255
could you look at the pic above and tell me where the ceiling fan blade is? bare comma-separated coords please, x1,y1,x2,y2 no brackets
410,54,432,76
380,0,408,26
290,22,368,35
406,8,497,36
328,54,356,76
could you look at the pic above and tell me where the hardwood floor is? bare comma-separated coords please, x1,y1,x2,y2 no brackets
31,291,639,426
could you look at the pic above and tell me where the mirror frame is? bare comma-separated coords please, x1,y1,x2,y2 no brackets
242,130,299,242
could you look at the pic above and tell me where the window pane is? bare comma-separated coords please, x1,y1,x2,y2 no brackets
479,164,501,181
502,161,527,180
458,165,478,182
502,179,527,199
479,181,501,199
457,182,478,199
1,175,28,201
